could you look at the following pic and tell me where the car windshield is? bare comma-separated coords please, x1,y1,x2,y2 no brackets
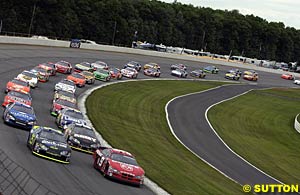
96,69,108,74
129,61,138,65
65,110,83,119
60,79,75,86
56,90,74,98
40,130,66,143
22,71,37,78
8,91,31,100
12,104,34,114
73,126,95,137
12,79,28,86
111,153,138,166
56,99,76,108
32,67,47,73
194,70,202,73
80,62,91,67
72,73,85,79
126,67,135,72
110,68,119,73
57,61,68,67
94,61,106,66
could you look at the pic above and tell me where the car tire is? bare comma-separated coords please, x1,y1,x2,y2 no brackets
103,163,109,178
94,157,99,169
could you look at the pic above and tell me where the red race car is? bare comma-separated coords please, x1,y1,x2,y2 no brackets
93,148,145,186
281,73,295,80
2,91,32,107
5,78,30,94
109,68,122,80
51,98,77,117
55,60,72,74
38,62,56,76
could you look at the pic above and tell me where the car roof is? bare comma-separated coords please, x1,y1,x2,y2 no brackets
110,148,134,157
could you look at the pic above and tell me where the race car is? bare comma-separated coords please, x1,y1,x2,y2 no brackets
55,60,72,74
109,68,122,80
294,79,300,85
64,123,100,154
3,102,36,130
80,71,96,84
190,69,206,78
38,62,56,76
2,91,32,107
143,62,160,70
225,70,240,80
203,66,219,74
54,79,76,94
30,66,50,82
281,73,295,80
243,70,256,75
74,62,94,72
17,70,38,88
94,68,111,81
170,64,187,71
53,90,76,104
93,148,145,186
5,78,30,94
124,61,142,71
27,126,71,164
230,69,242,76
171,69,188,78
51,98,77,117
67,72,86,87
91,61,109,70
243,72,258,81
143,68,161,77
56,108,87,129
121,67,138,78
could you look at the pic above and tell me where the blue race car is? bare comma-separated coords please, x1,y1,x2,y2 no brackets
56,108,86,129
3,102,36,129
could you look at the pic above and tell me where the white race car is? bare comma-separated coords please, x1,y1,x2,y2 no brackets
55,79,76,93
294,79,300,85
171,69,188,78
121,67,138,78
91,61,109,70
17,70,38,88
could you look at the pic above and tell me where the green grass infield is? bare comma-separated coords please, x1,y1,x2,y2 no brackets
86,80,244,195
208,88,300,184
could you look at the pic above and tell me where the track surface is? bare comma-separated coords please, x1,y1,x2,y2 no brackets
0,44,298,194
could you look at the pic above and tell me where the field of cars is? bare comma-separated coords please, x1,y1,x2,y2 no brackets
2,58,299,190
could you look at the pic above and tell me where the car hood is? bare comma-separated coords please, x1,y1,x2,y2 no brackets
110,160,144,175
63,115,86,125
72,133,97,143
39,138,69,150
10,109,35,121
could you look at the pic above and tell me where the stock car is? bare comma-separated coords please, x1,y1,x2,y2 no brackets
281,73,295,80
2,91,32,107
30,66,50,82
67,72,86,87
3,102,36,130
5,78,30,94
93,148,145,186
27,126,71,164
56,108,87,129
109,68,122,80
55,60,72,74
38,62,56,76
17,70,38,88
54,79,76,94
91,61,109,70
225,70,240,80
124,61,142,71
143,62,160,70
243,72,258,81
230,69,242,76
64,123,100,154
294,79,300,85
121,67,138,78
203,66,219,74
94,68,111,81
171,69,188,78
53,90,76,104
190,69,206,78
80,71,96,84
74,62,94,72
51,98,77,117
170,64,187,71
143,68,161,77
243,70,256,75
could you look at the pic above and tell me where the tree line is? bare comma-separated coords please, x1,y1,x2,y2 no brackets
1,0,300,62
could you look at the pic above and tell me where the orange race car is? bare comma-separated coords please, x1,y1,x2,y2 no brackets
67,72,86,87
5,78,30,94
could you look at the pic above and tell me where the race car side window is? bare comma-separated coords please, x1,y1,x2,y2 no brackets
102,149,110,157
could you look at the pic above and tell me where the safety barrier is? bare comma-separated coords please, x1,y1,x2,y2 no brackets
294,114,300,133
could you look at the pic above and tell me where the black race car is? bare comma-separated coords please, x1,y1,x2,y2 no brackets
64,124,100,154
27,126,71,164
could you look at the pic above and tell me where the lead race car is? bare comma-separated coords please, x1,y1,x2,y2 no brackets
93,148,145,186
27,126,71,164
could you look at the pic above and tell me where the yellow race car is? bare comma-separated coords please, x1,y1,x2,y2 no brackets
53,90,76,104
225,70,240,80
143,62,160,70
80,71,95,84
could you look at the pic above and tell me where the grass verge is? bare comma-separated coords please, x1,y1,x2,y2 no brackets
208,88,300,184
86,80,244,195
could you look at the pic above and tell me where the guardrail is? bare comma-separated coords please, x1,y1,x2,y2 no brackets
294,114,300,133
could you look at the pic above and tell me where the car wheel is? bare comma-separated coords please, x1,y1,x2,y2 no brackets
94,157,99,169
103,164,109,178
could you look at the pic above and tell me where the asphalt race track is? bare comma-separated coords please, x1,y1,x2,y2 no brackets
0,44,298,195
